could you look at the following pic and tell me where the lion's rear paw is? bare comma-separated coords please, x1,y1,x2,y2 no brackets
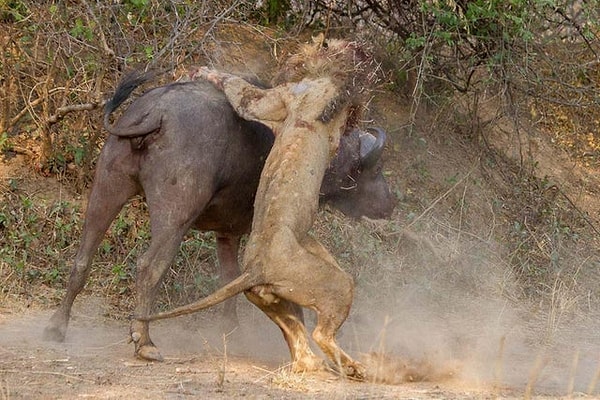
292,355,325,373
344,362,366,381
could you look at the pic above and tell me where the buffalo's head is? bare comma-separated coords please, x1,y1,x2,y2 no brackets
320,127,395,219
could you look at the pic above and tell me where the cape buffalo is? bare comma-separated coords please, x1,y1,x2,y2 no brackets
44,72,395,361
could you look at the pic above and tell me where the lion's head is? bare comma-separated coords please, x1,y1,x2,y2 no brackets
274,34,380,128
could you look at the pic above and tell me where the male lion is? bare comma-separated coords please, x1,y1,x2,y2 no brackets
140,36,379,379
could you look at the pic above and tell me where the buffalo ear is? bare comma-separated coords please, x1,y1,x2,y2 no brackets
359,127,387,169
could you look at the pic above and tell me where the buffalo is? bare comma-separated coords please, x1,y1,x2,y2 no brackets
44,72,395,361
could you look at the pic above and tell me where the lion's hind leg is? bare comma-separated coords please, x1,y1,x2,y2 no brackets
274,236,366,379
244,288,324,373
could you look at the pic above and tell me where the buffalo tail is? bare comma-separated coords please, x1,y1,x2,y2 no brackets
103,70,160,133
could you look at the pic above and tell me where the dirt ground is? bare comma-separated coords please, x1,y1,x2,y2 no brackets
0,297,462,400
1,293,597,399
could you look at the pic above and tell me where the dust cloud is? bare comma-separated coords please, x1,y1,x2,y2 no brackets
338,237,600,396
0,296,289,369
1,240,597,398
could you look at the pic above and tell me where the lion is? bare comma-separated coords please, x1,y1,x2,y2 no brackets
138,35,379,379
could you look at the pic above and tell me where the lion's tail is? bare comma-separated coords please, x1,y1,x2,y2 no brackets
138,272,259,322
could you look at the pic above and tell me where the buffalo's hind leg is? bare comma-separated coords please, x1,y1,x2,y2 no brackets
129,226,192,361
130,184,211,361
44,159,138,342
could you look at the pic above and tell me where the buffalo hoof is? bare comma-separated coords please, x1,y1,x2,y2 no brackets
43,313,68,342
43,324,66,342
130,323,163,361
135,344,164,362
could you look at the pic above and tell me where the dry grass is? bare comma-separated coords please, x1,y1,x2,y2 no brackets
269,367,310,392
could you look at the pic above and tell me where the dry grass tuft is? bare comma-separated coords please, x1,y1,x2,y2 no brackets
269,367,310,391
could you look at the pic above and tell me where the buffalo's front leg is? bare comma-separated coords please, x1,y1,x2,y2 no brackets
216,234,242,333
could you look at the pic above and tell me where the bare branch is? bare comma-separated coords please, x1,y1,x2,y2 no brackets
83,0,115,58
47,100,105,125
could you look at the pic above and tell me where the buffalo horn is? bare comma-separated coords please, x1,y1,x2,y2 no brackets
359,127,387,169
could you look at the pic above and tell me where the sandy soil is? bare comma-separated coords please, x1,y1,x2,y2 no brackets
2,294,596,400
